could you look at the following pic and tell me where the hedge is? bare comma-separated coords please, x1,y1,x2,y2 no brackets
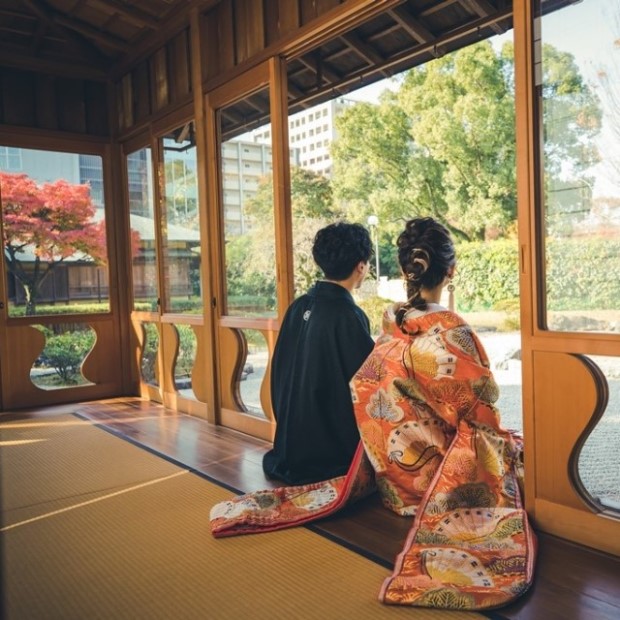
455,240,520,312
456,237,620,312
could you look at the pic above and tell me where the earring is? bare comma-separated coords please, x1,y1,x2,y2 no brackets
447,281,455,312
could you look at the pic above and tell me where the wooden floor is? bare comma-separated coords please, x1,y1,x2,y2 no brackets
4,397,620,620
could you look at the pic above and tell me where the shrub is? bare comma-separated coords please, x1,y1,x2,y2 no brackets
357,295,393,337
455,240,520,312
38,329,96,384
175,325,196,378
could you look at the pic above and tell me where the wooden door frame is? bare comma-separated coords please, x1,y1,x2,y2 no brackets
205,58,292,440
121,108,211,417
0,130,129,409
514,0,620,554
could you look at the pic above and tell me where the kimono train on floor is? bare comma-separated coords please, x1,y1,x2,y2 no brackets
210,306,536,611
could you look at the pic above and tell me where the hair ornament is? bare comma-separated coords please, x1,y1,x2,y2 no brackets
411,248,430,273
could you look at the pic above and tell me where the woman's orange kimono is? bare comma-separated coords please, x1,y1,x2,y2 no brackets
210,305,536,611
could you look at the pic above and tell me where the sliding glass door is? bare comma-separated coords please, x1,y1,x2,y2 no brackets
206,60,292,439
0,141,125,408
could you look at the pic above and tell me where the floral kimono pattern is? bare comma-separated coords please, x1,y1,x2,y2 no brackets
352,306,536,609
210,306,536,611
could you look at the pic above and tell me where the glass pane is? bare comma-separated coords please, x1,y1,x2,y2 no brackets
538,0,620,333
31,324,96,389
160,122,202,314
286,99,339,298
237,328,268,418
140,322,160,386
478,331,523,433
0,147,109,316
127,147,158,311
174,324,197,400
219,88,277,317
577,355,620,512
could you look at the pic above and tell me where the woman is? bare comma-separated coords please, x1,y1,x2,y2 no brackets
210,217,535,611
351,217,536,608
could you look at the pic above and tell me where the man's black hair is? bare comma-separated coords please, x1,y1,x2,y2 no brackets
312,222,372,281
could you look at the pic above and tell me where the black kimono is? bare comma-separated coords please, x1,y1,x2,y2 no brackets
262,281,375,485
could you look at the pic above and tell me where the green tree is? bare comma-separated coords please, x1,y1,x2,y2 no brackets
239,166,340,296
540,43,602,236
331,40,601,242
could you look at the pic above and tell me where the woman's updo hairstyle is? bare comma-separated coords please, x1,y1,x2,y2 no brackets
395,217,456,330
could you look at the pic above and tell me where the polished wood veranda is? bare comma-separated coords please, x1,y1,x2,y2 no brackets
6,397,620,620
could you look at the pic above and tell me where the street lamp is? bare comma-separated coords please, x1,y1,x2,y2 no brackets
367,215,380,288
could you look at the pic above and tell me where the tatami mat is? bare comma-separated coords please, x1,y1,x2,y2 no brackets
1,415,484,619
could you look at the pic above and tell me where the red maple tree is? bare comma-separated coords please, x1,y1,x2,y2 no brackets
0,171,107,315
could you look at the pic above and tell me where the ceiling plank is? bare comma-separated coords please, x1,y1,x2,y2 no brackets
0,43,107,80
89,0,160,29
299,52,342,87
31,22,49,55
419,0,461,18
458,0,506,35
340,31,385,67
388,5,435,45
288,6,512,109
53,14,130,52
20,0,114,60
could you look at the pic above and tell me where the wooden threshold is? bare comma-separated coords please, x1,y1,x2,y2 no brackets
3,397,619,620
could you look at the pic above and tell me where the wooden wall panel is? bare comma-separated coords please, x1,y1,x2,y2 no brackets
112,0,371,135
204,1,236,80
1,69,108,135
119,73,133,130
150,47,170,112
169,29,192,101
1,70,36,127
532,352,597,510
234,0,265,63
84,82,109,136
57,78,87,133
0,320,124,409
299,0,343,25
114,31,195,136
300,0,318,23
316,0,343,17
132,61,151,123
35,74,59,131
265,0,301,44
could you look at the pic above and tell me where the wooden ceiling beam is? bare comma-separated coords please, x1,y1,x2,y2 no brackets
0,43,107,80
0,8,35,19
31,22,49,55
286,81,305,100
53,15,130,52
299,53,342,87
245,96,267,114
289,6,512,109
220,108,245,126
0,23,58,41
20,0,114,60
111,0,221,79
458,0,506,35
89,0,160,29
387,6,435,44
419,0,461,18
340,31,385,67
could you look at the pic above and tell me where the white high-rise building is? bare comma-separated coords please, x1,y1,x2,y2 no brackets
250,97,355,178
287,97,354,177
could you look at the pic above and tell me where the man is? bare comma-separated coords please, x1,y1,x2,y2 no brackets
263,222,375,485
